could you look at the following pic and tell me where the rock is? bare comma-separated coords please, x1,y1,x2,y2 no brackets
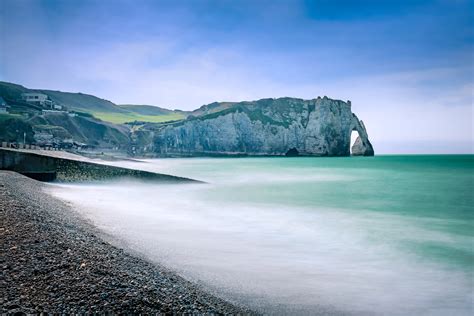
352,136,371,156
152,97,374,156
350,119,374,156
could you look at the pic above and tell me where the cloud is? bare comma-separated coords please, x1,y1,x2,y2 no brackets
0,0,472,153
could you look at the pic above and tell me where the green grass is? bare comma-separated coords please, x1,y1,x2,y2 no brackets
92,111,186,124
0,113,24,122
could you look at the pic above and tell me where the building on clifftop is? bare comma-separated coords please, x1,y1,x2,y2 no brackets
21,92,53,108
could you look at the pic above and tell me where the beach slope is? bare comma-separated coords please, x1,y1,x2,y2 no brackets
0,171,248,314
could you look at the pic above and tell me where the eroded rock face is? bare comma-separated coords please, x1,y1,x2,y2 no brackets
153,97,374,157
349,118,375,156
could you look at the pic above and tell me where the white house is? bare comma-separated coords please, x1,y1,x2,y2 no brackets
21,93,53,107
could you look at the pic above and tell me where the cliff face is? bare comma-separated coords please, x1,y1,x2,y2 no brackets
351,120,374,156
28,112,130,149
153,97,374,157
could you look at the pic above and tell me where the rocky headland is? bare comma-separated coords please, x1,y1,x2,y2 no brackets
150,97,374,157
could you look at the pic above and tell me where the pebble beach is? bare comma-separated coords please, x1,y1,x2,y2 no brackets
0,171,250,314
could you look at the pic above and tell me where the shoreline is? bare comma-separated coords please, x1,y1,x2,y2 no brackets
0,171,251,314
0,147,203,183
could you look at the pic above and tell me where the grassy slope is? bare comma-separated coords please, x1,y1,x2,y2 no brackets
92,111,185,124
0,113,35,143
0,82,186,124
0,82,29,101
41,91,187,123
40,91,186,123
40,90,120,113
118,104,177,115
0,113,24,122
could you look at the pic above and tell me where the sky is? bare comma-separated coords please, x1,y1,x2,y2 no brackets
0,0,472,153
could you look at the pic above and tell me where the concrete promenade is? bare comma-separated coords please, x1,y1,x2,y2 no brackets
0,147,200,182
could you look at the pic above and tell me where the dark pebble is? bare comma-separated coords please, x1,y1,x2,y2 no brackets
0,171,254,315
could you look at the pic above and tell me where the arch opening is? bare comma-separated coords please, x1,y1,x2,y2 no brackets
350,130,360,155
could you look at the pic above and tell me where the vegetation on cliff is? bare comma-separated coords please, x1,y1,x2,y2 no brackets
0,82,185,124
0,114,35,143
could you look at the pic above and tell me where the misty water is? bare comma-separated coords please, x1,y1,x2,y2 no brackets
48,155,473,315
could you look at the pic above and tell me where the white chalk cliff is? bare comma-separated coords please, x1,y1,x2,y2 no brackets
152,97,374,156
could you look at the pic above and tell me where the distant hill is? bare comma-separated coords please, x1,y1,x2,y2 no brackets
39,89,121,113
115,104,186,123
0,82,29,101
0,81,185,124
118,104,180,116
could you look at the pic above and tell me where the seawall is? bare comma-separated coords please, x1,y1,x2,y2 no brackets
0,148,199,183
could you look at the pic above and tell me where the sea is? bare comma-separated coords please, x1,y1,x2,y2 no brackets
48,155,474,315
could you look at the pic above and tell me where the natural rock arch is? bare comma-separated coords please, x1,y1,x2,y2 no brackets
350,130,359,155
349,114,374,156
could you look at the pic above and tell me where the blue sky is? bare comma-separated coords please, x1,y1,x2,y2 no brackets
0,0,472,153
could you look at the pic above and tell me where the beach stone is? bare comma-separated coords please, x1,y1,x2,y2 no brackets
0,171,253,314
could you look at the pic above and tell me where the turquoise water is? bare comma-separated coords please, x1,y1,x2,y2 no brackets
49,155,474,315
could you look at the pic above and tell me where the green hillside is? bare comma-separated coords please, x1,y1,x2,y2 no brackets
40,89,122,113
91,111,185,124
0,113,34,143
98,104,186,124
119,104,179,116
42,91,186,123
0,81,186,124
0,82,29,101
